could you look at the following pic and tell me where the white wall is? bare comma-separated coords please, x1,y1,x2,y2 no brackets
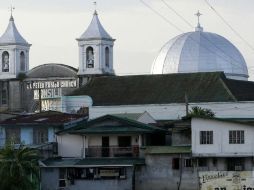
191,118,254,157
87,135,139,147
61,95,92,113
138,111,156,124
57,134,84,158
89,102,254,120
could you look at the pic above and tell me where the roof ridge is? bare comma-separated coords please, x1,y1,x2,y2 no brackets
218,76,237,102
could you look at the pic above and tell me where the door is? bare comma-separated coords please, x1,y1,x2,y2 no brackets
102,136,109,157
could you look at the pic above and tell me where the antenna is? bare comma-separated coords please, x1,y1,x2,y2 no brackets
93,1,97,11
9,5,15,17
93,1,98,15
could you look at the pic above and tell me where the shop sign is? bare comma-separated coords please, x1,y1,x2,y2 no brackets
199,171,254,190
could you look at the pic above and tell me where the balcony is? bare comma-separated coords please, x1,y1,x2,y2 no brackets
85,146,140,158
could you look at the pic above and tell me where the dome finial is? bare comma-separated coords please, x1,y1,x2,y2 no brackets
93,1,98,15
9,5,15,21
195,10,203,32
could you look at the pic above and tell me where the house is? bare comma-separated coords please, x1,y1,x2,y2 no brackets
40,115,166,190
135,117,254,190
0,111,87,158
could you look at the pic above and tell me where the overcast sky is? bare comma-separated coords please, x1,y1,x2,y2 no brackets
0,0,254,79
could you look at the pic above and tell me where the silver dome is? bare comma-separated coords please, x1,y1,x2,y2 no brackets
151,29,249,80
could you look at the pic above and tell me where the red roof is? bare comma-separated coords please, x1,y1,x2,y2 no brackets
0,111,86,125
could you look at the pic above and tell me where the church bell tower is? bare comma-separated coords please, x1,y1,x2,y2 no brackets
0,13,31,80
77,10,115,76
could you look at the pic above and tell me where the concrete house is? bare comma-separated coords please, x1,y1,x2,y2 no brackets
139,117,254,190
40,114,166,190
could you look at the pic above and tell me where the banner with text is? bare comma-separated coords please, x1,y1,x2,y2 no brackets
199,171,254,190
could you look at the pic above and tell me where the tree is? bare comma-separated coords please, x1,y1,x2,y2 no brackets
0,143,39,190
187,106,215,118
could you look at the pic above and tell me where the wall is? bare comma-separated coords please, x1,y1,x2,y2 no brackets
136,154,199,190
61,95,92,113
89,102,254,120
20,127,33,144
9,80,22,111
57,134,84,158
40,168,59,190
41,167,133,190
87,135,140,147
192,118,254,157
137,112,156,124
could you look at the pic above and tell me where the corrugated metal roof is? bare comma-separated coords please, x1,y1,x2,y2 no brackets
0,111,86,125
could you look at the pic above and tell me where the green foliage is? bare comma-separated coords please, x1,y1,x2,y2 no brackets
0,143,39,190
187,106,215,118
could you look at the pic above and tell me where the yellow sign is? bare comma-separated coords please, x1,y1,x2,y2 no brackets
199,171,254,190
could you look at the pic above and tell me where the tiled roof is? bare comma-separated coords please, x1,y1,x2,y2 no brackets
70,72,254,106
0,111,86,126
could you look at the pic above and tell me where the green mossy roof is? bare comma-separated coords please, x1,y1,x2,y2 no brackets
69,72,254,106
58,115,166,135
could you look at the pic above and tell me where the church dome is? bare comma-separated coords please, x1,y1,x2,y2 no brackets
151,25,249,81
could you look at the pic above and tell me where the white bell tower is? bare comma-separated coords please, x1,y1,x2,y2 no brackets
77,10,115,76
0,13,31,80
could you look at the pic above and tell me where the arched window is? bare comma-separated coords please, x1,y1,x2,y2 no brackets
86,47,94,68
20,51,25,71
2,51,9,72
105,47,109,68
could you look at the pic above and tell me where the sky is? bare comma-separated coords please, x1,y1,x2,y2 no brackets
0,0,254,79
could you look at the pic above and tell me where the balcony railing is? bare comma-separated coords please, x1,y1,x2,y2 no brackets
85,146,140,158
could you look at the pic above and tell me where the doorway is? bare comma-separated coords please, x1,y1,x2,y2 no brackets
102,136,109,157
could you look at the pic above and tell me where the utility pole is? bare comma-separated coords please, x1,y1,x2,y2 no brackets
185,93,189,116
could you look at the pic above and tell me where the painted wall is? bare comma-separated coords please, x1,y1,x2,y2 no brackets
136,154,199,190
57,134,140,157
61,95,92,113
192,118,254,157
57,134,84,158
20,127,33,144
40,168,59,190
40,167,133,190
0,126,56,146
89,102,254,120
138,112,156,124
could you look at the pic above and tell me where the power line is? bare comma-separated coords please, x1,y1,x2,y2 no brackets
139,0,183,32
140,0,248,72
159,0,249,72
160,0,193,29
204,0,254,52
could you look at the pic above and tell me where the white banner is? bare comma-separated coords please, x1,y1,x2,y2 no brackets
199,171,254,190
